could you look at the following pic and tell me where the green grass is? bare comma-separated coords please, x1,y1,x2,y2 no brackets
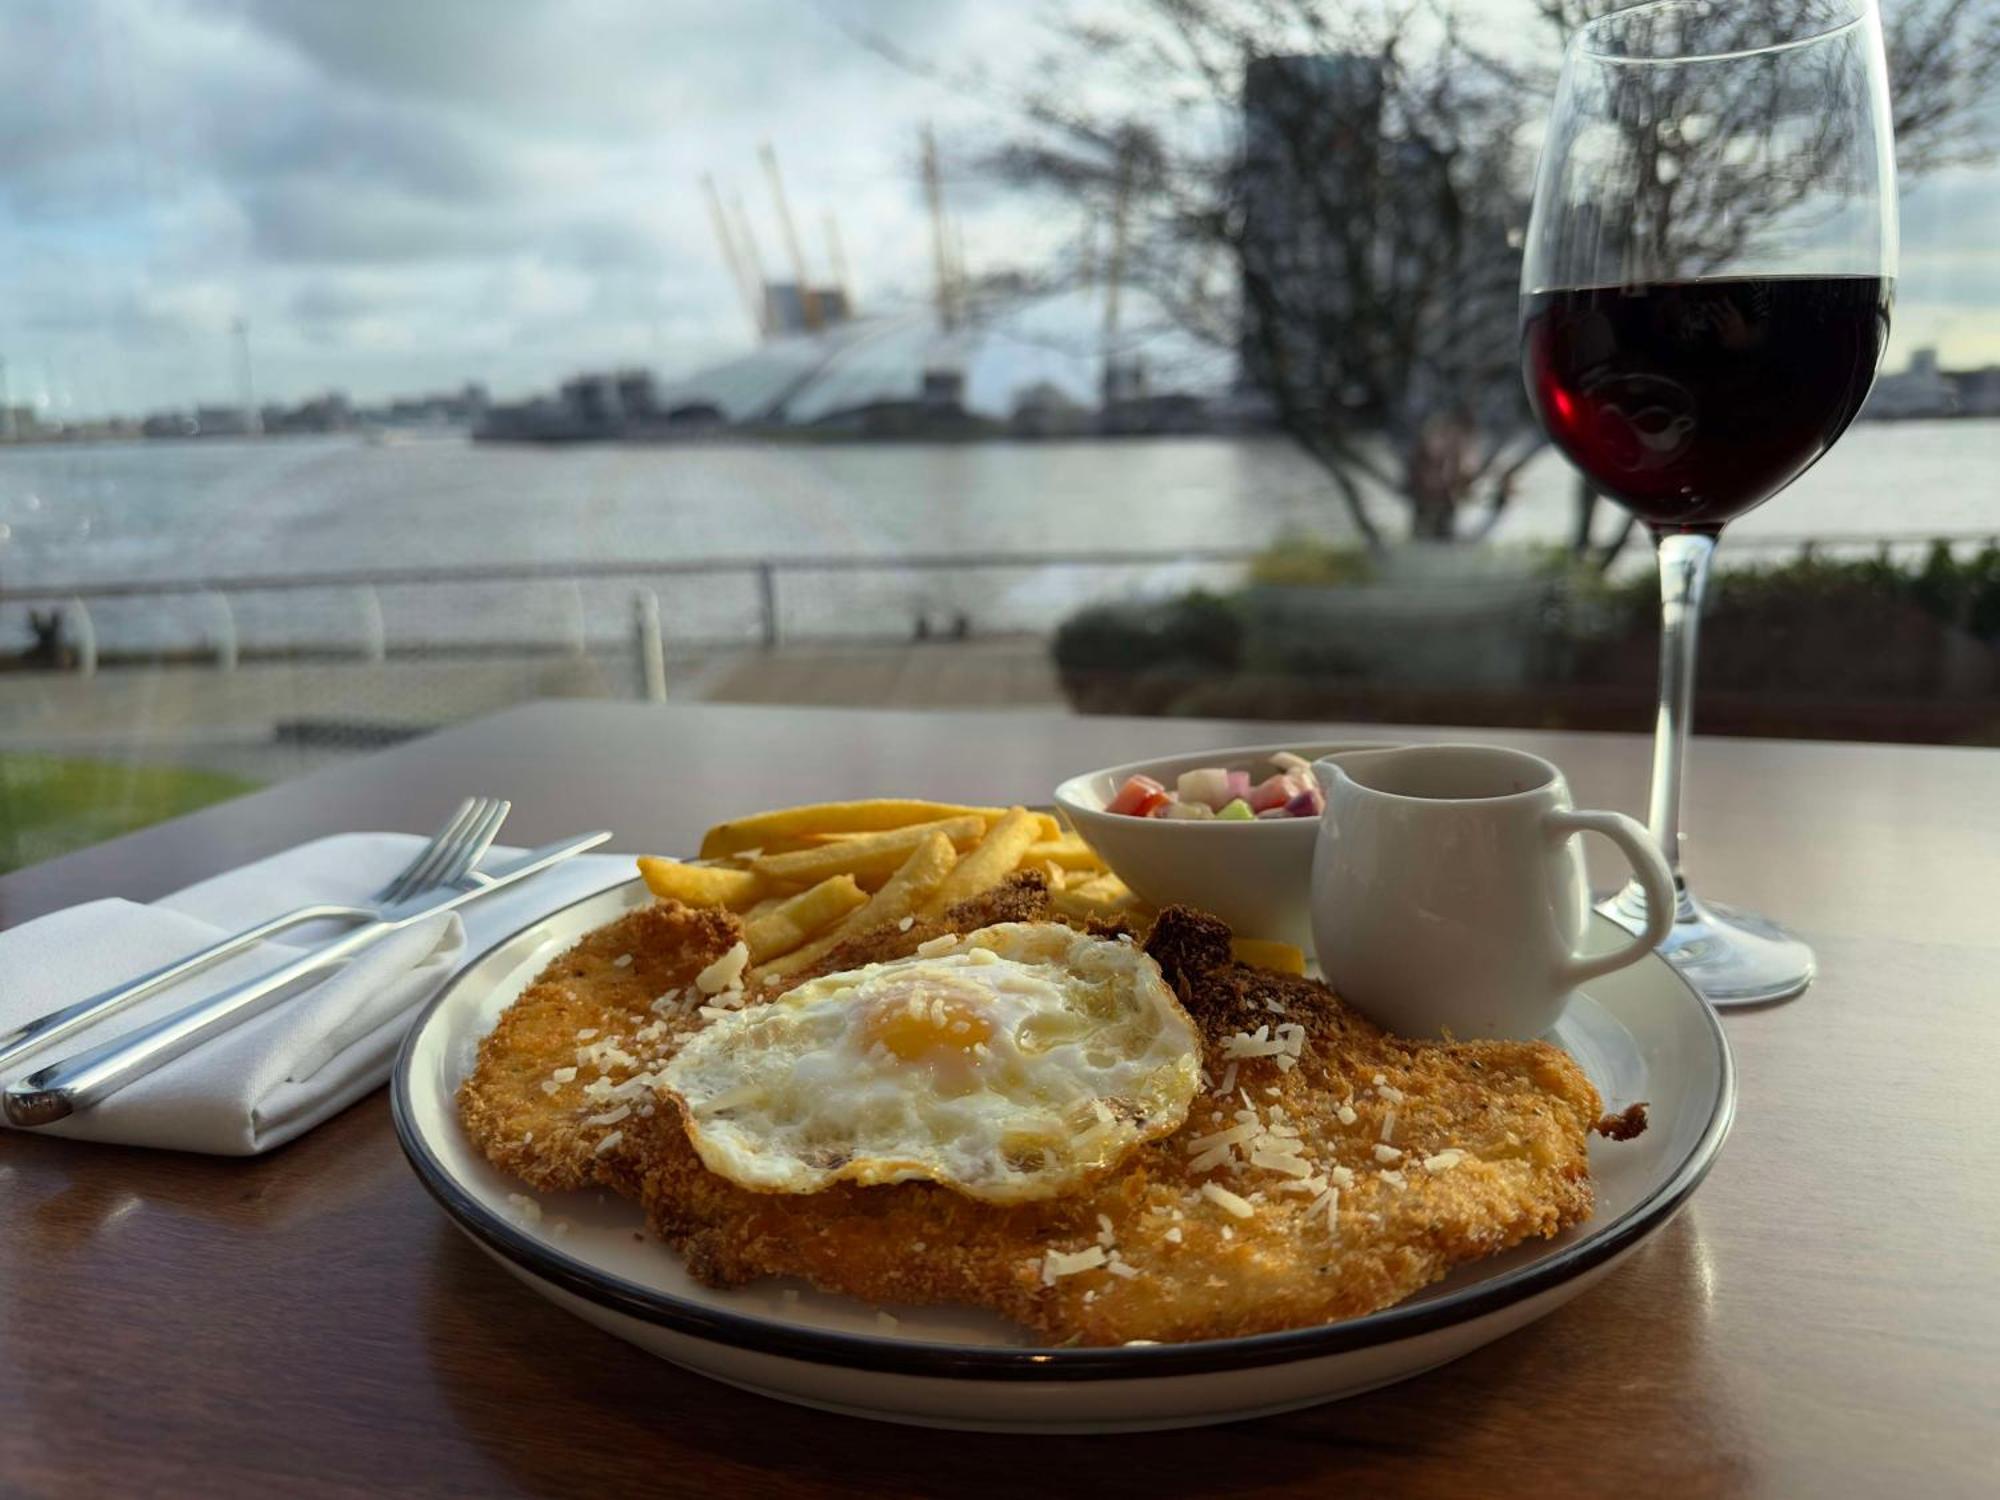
0,753,259,874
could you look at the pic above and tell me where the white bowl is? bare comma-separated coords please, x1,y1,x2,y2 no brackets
1054,740,1397,950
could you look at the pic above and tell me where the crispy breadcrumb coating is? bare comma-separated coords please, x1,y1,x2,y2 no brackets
459,897,1631,1345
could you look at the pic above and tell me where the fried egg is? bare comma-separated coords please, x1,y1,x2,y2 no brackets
659,922,1200,1203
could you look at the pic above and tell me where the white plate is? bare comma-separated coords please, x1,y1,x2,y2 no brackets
393,878,1733,1433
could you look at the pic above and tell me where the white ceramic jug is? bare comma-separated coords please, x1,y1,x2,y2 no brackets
1310,745,1675,1039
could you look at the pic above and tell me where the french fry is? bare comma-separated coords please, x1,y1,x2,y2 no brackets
921,807,1041,916
1066,871,1131,902
749,816,985,885
1229,938,1306,975
1050,871,1145,923
742,893,791,922
752,832,959,983
702,801,1019,860
636,856,763,910
742,875,869,964
1022,834,1106,873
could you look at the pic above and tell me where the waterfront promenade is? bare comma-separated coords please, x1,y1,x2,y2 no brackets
0,640,1065,781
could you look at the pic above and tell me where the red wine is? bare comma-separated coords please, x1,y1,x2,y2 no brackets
1522,276,1892,534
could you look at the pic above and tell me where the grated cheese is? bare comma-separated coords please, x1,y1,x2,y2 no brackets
1214,1061,1239,1097
1248,1144,1313,1177
1188,1123,1257,1154
585,1104,632,1127
551,1066,578,1083
575,1028,598,1040
506,1192,542,1225
593,1130,625,1155
1337,1104,1359,1126
1200,1182,1255,1219
1164,1226,1183,1244
1105,1260,1140,1280
613,953,633,969
1422,1149,1468,1173
915,934,959,957
897,915,916,932
1041,1246,1108,1284
1373,1143,1403,1164
1380,1108,1398,1143
696,941,750,995
1221,1024,1286,1060
1096,1214,1117,1247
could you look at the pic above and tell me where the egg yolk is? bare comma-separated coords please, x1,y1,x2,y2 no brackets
860,985,994,1063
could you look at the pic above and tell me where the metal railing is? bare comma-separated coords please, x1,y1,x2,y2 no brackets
6,531,1994,678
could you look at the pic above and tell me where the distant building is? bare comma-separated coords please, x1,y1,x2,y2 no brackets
1949,364,2000,416
613,369,658,418
1866,347,1958,419
1010,380,1090,437
193,404,255,437
1237,54,1383,400
764,282,852,336
560,374,625,430
919,367,965,413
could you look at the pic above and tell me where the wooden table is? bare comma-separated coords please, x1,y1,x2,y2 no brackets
3,702,1995,1498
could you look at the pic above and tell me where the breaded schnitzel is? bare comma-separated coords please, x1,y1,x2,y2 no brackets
458,891,1628,1345
457,877,1054,1197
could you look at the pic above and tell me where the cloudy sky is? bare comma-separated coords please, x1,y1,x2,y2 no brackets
0,0,1990,417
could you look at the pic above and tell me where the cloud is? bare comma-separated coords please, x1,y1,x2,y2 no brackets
0,0,1992,413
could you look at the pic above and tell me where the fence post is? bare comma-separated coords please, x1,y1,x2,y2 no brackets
632,588,666,702
564,580,588,657
203,591,238,671
354,586,387,662
758,562,778,649
66,596,96,677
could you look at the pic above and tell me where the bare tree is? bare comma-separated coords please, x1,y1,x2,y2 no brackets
1526,0,2000,560
983,0,2000,558
995,2,1538,548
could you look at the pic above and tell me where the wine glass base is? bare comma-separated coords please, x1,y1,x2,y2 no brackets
1599,881,1815,1008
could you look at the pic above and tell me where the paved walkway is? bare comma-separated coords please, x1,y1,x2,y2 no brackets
0,639,1064,780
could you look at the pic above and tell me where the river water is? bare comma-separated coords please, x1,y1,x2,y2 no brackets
1,423,1993,654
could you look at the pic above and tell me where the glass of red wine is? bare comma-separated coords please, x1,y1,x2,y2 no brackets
1520,0,1897,1005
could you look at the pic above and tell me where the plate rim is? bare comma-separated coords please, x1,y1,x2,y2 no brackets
392,877,1735,1382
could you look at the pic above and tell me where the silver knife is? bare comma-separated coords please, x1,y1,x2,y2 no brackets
3,831,612,1128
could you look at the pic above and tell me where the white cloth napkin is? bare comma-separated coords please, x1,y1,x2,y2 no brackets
0,832,632,1155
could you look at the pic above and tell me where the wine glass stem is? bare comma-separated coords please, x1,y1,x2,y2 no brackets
1645,530,1716,909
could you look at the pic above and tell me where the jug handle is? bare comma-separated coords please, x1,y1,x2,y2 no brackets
1546,809,1676,987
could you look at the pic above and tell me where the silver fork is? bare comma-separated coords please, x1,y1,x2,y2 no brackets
0,796,512,1077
